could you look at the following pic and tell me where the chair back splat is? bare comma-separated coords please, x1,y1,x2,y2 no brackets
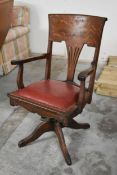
47,14,107,81
8,14,107,166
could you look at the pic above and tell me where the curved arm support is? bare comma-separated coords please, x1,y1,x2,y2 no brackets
13,53,49,89
17,64,24,89
77,66,95,110
78,67,94,81
77,81,85,111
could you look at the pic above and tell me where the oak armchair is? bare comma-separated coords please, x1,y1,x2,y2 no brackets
8,14,107,165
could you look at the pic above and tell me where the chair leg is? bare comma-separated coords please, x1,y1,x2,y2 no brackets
68,118,90,129
18,121,54,147
54,122,72,166
18,118,89,165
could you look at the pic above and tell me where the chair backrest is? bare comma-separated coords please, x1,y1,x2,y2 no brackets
0,0,13,50
47,14,107,81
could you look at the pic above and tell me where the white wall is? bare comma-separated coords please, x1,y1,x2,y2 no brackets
15,0,117,62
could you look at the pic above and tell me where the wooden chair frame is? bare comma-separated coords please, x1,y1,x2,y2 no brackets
8,14,107,165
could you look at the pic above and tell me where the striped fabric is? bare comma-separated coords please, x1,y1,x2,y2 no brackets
0,34,30,74
5,26,30,44
0,6,30,75
11,6,30,27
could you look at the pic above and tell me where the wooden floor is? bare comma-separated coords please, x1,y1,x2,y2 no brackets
95,56,117,97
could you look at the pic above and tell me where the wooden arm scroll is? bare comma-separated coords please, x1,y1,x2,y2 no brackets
78,67,94,81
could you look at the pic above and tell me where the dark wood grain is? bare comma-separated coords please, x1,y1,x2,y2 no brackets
18,120,54,147
68,119,90,129
54,122,72,165
17,64,24,89
8,14,107,165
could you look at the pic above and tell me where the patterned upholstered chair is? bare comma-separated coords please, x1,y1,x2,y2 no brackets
0,5,30,75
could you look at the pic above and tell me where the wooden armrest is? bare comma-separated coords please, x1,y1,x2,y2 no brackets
11,53,49,65
78,67,95,81
77,67,94,111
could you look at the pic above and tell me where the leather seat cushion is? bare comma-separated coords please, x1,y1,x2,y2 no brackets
11,80,80,111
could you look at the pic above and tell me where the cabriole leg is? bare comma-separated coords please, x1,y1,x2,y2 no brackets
68,118,90,129
18,121,54,147
54,122,72,165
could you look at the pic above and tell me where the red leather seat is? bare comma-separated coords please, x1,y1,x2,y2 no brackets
11,80,80,112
